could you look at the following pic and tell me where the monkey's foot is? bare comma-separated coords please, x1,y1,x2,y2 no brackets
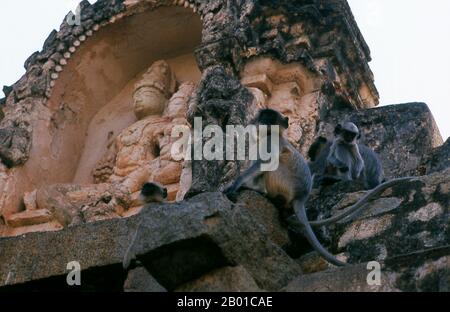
286,215,304,234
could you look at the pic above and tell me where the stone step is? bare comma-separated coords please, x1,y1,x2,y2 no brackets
1,221,63,238
284,246,450,292
6,209,53,228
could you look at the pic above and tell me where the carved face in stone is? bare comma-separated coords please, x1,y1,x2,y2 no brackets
133,87,167,120
133,60,176,120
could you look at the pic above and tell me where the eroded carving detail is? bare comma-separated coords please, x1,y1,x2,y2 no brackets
4,61,194,233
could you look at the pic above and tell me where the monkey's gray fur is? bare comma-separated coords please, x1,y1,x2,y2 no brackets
327,122,365,182
309,137,384,189
304,128,417,228
224,109,346,266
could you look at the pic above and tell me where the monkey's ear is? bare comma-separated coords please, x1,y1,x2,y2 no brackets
334,124,342,135
283,117,289,128
357,133,361,140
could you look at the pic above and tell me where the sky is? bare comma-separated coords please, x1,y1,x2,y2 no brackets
348,0,450,140
0,0,449,140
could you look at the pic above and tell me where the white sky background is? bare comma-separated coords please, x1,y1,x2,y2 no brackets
348,0,450,140
0,0,449,140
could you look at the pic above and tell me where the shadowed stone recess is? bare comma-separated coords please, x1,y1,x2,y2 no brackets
0,192,301,291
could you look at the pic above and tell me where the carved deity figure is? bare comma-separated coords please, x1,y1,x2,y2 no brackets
15,60,194,229
106,81,194,203
93,61,194,203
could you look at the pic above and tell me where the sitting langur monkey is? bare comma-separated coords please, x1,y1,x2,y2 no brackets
310,124,384,189
302,123,416,227
139,182,168,204
224,109,347,266
327,122,365,182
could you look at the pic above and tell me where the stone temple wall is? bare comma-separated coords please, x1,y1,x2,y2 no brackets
0,0,379,234
0,0,448,292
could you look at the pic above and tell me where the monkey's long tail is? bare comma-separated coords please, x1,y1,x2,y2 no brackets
310,177,417,228
293,198,347,267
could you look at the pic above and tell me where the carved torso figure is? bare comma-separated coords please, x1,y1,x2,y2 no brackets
148,82,195,200
13,60,195,231
105,81,195,202
110,116,171,179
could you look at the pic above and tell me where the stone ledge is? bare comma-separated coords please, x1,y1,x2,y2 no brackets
5,209,53,228
284,246,450,292
0,192,300,291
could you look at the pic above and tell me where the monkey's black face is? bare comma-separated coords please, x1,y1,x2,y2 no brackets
141,182,168,199
257,109,289,129
342,130,357,143
317,137,328,144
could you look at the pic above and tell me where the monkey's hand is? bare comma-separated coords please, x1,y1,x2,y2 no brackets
351,159,364,180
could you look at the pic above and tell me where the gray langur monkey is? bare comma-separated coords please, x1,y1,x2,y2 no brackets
224,108,347,266
358,145,385,189
309,135,384,189
139,182,168,204
302,127,417,228
327,122,365,182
